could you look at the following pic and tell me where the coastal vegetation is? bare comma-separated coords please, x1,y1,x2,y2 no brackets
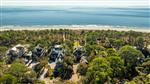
0,29,150,84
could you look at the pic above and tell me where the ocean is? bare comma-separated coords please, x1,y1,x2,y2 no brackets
1,6,150,28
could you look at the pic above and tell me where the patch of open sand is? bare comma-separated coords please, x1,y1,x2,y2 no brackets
70,64,80,82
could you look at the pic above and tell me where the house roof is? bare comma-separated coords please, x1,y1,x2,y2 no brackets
54,45,62,48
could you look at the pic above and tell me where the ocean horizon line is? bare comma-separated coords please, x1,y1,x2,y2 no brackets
0,24,149,28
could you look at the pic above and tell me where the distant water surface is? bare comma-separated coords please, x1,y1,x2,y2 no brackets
1,6,150,28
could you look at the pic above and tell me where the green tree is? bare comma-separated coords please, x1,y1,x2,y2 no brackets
106,48,118,56
34,58,48,77
6,62,37,83
119,45,145,79
21,71,37,83
84,57,112,84
0,74,17,84
136,36,145,50
77,62,88,75
7,63,28,80
60,56,74,79
0,46,8,62
85,44,106,57
107,56,125,77
54,56,74,80
125,74,150,84
119,45,144,67
136,58,150,75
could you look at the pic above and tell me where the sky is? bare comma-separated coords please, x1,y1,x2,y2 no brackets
1,0,149,7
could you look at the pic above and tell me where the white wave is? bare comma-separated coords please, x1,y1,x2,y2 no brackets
0,25,149,32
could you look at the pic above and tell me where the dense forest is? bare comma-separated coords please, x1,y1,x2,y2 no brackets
0,29,150,84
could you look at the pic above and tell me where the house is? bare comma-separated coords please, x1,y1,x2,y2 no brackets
7,44,26,62
32,44,46,61
49,45,65,62
73,40,86,62
73,46,85,62
23,51,32,63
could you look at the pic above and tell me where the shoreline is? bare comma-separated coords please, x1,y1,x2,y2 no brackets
0,25,149,33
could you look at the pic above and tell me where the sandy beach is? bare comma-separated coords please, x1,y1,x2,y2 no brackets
0,25,149,33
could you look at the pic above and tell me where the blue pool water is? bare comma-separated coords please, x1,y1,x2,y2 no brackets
1,6,150,28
